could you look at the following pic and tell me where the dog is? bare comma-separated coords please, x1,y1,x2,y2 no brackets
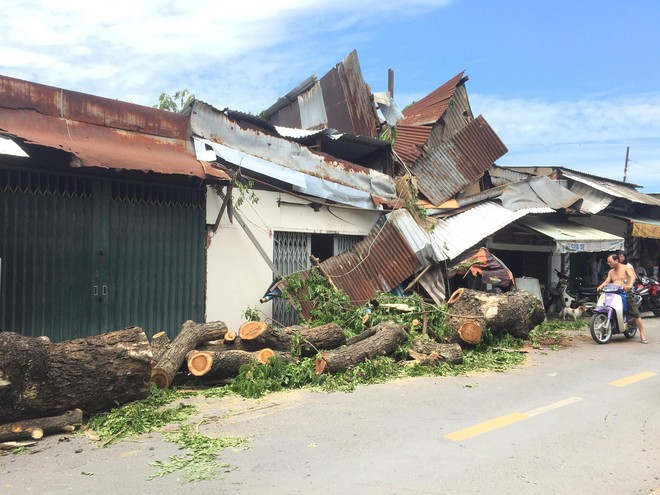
558,305,586,321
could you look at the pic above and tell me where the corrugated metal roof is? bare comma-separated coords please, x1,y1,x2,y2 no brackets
0,75,228,180
413,115,508,206
190,101,396,208
566,181,615,214
398,71,465,126
320,50,379,137
517,217,624,253
430,201,554,260
263,51,379,138
499,176,581,211
263,75,317,120
318,216,422,304
562,170,660,207
488,165,535,186
392,124,432,164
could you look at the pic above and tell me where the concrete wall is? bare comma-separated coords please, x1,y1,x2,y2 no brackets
205,188,382,331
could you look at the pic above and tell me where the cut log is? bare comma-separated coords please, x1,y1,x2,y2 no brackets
410,338,463,364
447,288,545,342
224,331,237,344
344,326,379,346
150,331,171,364
0,409,83,442
151,320,229,389
0,328,152,423
314,321,406,374
238,322,346,356
188,349,275,380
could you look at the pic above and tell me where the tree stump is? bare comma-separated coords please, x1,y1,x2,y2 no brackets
447,288,545,342
0,328,152,423
187,349,275,380
238,322,346,356
314,321,406,374
0,409,83,442
151,320,229,389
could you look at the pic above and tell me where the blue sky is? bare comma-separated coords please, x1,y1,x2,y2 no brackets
2,0,660,191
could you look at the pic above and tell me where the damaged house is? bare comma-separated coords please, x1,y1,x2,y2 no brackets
3,49,660,340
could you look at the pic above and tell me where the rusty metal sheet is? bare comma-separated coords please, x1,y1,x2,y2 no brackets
399,72,465,127
0,75,190,139
0,75,228,180
191,101,396,206
0,108,227,180
268,98,302,128
319,50,378,137
318,220,422,304
413,115,508,206
392,125,432,164
263,51,379,137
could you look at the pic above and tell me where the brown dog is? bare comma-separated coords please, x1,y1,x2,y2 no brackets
558,305,586,321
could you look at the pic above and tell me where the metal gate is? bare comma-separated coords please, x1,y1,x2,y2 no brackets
273,231,311,326
272,232,364,326
0,165,205,341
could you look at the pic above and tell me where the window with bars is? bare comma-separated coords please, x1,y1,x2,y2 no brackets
272,231,364,326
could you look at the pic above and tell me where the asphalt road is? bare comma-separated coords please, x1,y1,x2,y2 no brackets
2,315,660,495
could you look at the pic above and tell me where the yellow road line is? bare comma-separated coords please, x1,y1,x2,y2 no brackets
609,371,656,387
525,396,583,417
443,397,584,442
444,412,529,442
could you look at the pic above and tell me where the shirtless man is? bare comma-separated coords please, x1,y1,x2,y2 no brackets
597,253,648,343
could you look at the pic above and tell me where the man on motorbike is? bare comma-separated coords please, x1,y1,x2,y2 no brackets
598,253,648,343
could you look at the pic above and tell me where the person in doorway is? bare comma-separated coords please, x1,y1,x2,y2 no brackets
586,254,599,285
598,253,648,343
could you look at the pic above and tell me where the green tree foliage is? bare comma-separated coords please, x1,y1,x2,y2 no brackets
154,89,195,112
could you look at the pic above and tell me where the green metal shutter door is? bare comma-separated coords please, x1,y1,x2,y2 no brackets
106,180,205,339
0,168,94,340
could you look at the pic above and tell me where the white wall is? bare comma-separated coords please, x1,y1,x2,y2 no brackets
205,188,382,331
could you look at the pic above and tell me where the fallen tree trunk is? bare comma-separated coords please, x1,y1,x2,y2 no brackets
410,338,463,365
151,320,229,388
314,321,406,374
238,322,346,356
0,328,152,423
150,331,171,364
447,288,545,343
0,409,83,442
187,349,275,380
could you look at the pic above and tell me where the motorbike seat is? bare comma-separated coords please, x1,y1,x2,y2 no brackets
578,286,598,295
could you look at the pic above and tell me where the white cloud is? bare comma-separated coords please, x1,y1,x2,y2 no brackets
471,93,660,191
0,0,457,115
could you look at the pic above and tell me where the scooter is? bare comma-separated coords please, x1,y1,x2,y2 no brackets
589,284,639,344
545,269,596,315
633,276,660,317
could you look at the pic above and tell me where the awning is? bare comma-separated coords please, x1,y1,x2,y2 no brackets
611,213,660,239
517,217,624,253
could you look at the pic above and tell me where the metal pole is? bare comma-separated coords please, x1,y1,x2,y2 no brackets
623,146,630,182
217,190,282,278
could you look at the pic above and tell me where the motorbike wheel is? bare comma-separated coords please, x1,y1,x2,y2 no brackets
590,313,612,344
653,306,660,317
624,320,638,339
